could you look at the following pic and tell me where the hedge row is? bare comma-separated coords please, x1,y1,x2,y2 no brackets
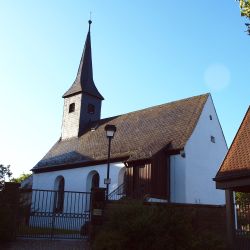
92,201,226,250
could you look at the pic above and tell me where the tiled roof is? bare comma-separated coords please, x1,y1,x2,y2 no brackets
32,93,209,172
215,107,250,181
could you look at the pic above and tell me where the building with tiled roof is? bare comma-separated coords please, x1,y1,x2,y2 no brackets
32,21,227,205
214,107,250,191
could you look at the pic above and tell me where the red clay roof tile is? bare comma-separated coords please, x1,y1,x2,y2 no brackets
215,107,250,181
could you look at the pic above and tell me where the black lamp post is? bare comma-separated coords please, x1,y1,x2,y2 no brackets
104,124,116,200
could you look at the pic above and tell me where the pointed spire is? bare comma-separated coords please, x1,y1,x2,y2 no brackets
63,20,104,100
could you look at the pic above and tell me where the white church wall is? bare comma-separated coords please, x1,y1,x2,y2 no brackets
32,162,125,194
184,94,227,205
31,162,125,229
170,154,186,203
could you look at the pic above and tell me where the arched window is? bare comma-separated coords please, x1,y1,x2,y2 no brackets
54,176,65,213
86,171,100,192
91,172,100,189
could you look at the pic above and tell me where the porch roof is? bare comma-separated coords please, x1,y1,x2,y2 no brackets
32,93,208,173
214,107,250,188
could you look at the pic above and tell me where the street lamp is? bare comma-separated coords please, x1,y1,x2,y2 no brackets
104,124,116,200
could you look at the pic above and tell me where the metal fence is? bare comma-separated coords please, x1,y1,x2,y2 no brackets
17,189,92,239
234,199,250,249
108,182,168,203
108,183,126,201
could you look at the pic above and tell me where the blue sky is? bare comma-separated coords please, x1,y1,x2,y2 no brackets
0,1,249,177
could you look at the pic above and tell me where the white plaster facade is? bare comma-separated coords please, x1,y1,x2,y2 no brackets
33,162,125,194
170,95,227,205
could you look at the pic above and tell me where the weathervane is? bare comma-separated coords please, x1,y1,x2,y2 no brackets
88,12,92,31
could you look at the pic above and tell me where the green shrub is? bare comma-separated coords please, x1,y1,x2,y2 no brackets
92,201,226,250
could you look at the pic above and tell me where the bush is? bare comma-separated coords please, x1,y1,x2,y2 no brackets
92,201,226,250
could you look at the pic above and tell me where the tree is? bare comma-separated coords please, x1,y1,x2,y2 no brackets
11,173,31,184
235,192,250,203
0,164,12,190
238,0,250,35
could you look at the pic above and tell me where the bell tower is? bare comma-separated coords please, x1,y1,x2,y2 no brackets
61,20,104,140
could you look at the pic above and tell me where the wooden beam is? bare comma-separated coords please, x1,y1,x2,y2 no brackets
225,190,235,249
216,177,250,190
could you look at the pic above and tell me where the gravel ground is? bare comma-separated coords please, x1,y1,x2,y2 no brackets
0,239,90,250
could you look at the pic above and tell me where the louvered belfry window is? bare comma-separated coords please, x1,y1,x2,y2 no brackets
69,103,75,113
88,104,95,114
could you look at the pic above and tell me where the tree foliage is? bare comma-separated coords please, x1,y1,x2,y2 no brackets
239,0,250,17
238,0,250,35
0,164,31,189
11,173,31,183
0,164,12,180
235,192,250,203
0,164,12,190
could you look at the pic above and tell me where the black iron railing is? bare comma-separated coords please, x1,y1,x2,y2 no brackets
108,183,126,201
17,189,92,239
108,183,148,201
234,198,250,249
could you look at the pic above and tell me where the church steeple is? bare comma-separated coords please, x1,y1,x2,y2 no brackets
61,21,104,140
63,20,104,100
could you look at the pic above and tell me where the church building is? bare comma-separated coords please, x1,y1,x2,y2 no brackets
31,21,227,205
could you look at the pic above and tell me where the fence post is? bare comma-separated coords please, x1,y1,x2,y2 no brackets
90,188,106,242
91,188,106,225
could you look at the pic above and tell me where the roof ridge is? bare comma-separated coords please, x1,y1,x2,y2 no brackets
100,93,209,121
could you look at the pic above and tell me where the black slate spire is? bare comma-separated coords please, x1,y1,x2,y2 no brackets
63,20,104,100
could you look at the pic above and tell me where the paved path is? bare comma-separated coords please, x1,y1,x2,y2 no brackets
1,239,90,250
